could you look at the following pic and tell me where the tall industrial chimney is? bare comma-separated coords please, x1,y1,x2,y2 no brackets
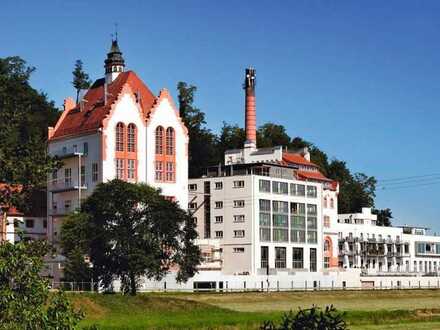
244,68,257,148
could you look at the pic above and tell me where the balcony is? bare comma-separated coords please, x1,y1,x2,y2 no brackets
50,146,87,160
48,180,87,193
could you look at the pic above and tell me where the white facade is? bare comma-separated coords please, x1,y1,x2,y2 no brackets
3,214,47,243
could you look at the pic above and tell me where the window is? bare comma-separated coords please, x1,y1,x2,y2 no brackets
291,202,306,243
188,202,197,209
155,126,164,154
52,170,58,184
80,165,86,186
215,201,223,209
116,122,125,151
215,231,223,238
127,159,136,181
83,142,88,155
324,257,330,269
272,201,288,242
234,200,245,208
166,127,175,155
259,179,270,193
155,161,163,181
64,200,71,210
43,220,47,229
310,248,317,272
261,246,269,269
330,198,335,209
259,199,271,241
127,123,137,152
64,168,72,187
307,186,317,198
52,202,57,211
292,247,304,269
272,181,288,195
116,159,125,179
25,219,34,228
233,247,245,253
92,163,99,182
324,216,330,228
188,184,197,191
290,183,305,196
233,180,245,188
234,230,245,238
166,162,175,181
324,239,330,252
192,217,197,225
323,197,328,208
233,215,245,223
275,247,286,268
215,216,223,223
215,182,223,190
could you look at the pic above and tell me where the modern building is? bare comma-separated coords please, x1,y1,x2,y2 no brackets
183,68,440,291
46,39,189,272
189,68,339,277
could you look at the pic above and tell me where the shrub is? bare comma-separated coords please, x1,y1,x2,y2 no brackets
260,305,347,330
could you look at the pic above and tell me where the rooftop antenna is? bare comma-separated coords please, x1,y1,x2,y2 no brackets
114,22,118,41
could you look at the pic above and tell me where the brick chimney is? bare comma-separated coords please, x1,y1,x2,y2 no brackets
244,68,256,148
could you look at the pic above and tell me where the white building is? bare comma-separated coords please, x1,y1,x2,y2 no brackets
189,68,339,278
47,39,188,276
184,68,440,291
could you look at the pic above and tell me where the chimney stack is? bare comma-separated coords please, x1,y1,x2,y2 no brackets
244,67,256,147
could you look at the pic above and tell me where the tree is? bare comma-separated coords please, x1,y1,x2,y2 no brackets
177,82,218,177
0,237,83,329
61,180,201,295
0,56,59,229
72,59,91,104
217,122,246,158
257,123,291,148
373,208,393,226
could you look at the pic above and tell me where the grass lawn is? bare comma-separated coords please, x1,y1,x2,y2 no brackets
71,289,440,329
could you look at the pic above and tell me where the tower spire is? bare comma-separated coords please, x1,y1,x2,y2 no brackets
104,28,125,84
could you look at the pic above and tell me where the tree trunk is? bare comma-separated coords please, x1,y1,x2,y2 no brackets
129,272,137,296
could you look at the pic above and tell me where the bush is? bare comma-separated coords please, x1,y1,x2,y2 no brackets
260,305,347,330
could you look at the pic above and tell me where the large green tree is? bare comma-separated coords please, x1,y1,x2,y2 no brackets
177,82,219,177
72,59,91,104
0,56,59,225
61,180,201,295
0,236,82,329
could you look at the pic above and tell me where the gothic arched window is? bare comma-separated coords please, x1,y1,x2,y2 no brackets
116,122,125,152
166,127,175,155
155,126,164,154
127,123,137,152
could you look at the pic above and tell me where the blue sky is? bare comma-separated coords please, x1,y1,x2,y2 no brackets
1,1,439,231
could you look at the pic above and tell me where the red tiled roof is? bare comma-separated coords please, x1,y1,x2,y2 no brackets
296,170,333,182
50,71,156,140
282,152,318,167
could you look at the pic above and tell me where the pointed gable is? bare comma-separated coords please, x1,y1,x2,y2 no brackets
49,71,156,140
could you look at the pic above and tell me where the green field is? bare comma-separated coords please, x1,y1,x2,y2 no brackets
71,289,440,329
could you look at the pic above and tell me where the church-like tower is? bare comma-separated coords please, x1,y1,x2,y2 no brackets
104,39,125,84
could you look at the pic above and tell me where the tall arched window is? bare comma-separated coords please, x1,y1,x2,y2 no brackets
324,239,330,252
127,123,137,152
323,197,328,208
166,127,175,155
116,122,125,151
330,198,334,209
155,126,164,154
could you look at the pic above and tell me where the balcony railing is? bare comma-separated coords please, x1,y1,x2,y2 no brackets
48,180,87,193
50,146,87,159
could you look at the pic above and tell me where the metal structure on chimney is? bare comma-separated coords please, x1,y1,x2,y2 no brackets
244,68,257,148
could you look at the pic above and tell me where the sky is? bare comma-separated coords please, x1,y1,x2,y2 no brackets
1,1,439,231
